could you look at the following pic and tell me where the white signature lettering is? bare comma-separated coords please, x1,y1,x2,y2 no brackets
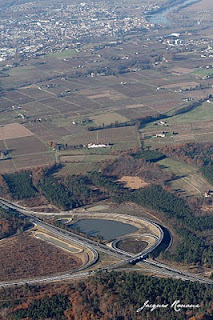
136,300,200,313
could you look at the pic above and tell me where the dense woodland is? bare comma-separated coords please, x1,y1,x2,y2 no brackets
39,175,104,209
101,154,173,184
202,164,213,185
0,272,212,320
160,143,213,168
113,185,213,267
131,149,166,162
0,207,31,240
3,172,37,199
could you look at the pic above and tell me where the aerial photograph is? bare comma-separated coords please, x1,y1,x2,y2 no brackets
0,0,213,319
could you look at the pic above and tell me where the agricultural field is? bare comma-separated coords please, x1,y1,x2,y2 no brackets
91,112,129,126
0,20,213,174
141,101,213,148
0,123,54,172
158,158,212,196
193,68,213,78
47,49,77,59
62,125,140,149
117,176,150,189
57,152,117,176
0,123,33,140
55,162,99,176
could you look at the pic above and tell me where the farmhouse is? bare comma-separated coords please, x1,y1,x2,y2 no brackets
0,150,8,160
159,121,169,126
204,190,213,198
87,143,108,149
155,133,166,138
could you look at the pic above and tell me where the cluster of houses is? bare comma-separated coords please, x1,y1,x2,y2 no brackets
0,1,155,62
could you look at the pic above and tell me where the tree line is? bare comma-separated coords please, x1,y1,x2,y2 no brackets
0,207,32,240
1,271,212,320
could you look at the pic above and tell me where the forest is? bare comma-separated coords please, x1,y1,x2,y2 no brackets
201,164,213,185
3,171,37,199
101,154,173,184
131,149,166,162
0,271,212,320
39,175,104,209
160,143,213,168
0,207,31,239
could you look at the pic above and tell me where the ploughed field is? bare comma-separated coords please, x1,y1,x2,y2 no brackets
0,234,82,281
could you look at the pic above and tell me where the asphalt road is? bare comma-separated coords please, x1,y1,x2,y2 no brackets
0,198,212,287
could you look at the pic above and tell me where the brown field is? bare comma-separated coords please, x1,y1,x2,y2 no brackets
60,155,86,162
21,102,56,116
0,140,5,150
6,135,49,156
118,176,150,189
171,67,194,75
0,127,54,172
0,159,16,173
0,123,33,140
0,234,82,281
13,153,54,169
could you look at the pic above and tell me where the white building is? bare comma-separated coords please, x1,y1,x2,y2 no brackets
88,143,108,148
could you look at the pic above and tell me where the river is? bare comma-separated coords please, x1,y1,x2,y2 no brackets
147,0,200,24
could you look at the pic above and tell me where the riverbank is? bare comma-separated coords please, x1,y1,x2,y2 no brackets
147,0,201,24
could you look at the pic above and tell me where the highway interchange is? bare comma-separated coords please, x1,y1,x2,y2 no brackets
0,198,213,287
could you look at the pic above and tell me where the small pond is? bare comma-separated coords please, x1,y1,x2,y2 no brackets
69,219,138,240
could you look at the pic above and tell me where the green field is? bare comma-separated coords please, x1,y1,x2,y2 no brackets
166,101,213,124
194,68,213,78
141,100,213,148
91,112,129,126
58,152,117,176
56,162,98,176
158,158,212,196
158,158,197,175
8,65,35,76
48,49,76,59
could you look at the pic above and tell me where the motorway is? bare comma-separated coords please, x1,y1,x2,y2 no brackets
0,198,213,287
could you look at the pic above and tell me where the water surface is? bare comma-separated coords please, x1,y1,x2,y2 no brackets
147,0,200,24
69,219,138,240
